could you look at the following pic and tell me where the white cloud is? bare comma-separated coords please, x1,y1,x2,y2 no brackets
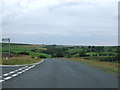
64,0,118,2
2,0,118,45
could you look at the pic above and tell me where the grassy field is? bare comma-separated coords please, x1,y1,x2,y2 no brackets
1,43,119,69
1,43,50,65
2,43,51,58
2,55,42,65
67,47,117,56
67,58,119,76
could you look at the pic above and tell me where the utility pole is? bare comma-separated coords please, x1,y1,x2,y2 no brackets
8,38,10,61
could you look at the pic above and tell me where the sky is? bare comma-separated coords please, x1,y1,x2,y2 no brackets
1,0,118,46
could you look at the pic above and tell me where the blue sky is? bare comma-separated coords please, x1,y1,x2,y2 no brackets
1,0,118,46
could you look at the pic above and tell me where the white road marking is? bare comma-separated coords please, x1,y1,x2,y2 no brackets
25,66,28,68
27,66,35,69
2,66,28,77
12,74,18,77
21,70,26,73
14,70,19,72
0,60,43,83
17,72,23,74
9,71,15,74
31,65,35,67
4,77,12,80
3,73,9,77
25,68,29,71
0,66,34,83
18,68,22,70
0,80,4,83
27,67,31,69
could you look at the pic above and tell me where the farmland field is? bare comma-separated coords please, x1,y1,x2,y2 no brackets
2,43,51,58
1,43,119,76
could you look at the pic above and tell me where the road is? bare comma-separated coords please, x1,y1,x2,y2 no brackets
1,59,118,88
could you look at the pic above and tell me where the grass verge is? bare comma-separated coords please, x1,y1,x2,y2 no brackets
67,58,119,76
1,55,42,65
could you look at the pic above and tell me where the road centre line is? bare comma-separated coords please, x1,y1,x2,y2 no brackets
2,65,36,81
9,71,15,74
0,80,4,83
3,66,29,77
3,73,9,77
12,74,18,77
0,60,43,83
4,77,12,80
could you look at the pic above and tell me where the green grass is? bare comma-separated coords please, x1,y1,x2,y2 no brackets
86,52,98,56
67,58,119,76
81,56,109,61
2,44,51,58
1,56,42,65
3,46,36,52
67,47,117,56
29,52,51,58
67,48,83,53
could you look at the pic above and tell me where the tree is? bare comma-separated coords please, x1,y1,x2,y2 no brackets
79,51,86,57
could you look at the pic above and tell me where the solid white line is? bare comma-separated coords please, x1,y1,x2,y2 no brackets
4,77,12,80
0,59,44,67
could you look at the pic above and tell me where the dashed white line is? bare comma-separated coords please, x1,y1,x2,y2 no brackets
9,71,15,74
0,80,4,83
12,74,18,77
15,69,19,71
27,66,35,69
24,68,29,71
2,66,29,77
18,68,23,70
4,77,12,80
3,73,9,77
0,60,42,83
17,72,23,74
21,70,26,73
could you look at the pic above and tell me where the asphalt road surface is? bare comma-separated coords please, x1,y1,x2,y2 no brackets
2,59,118,88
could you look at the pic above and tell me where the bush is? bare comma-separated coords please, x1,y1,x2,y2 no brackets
66,55,71,58
18,51,29,55
84,57,89,60
38,55,46,58
31,56,34,58
100,57,115,62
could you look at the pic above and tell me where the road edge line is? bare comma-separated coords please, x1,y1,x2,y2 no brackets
0,59,44,67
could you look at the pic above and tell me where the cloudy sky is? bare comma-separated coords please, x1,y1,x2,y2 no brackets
1,0,118,46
